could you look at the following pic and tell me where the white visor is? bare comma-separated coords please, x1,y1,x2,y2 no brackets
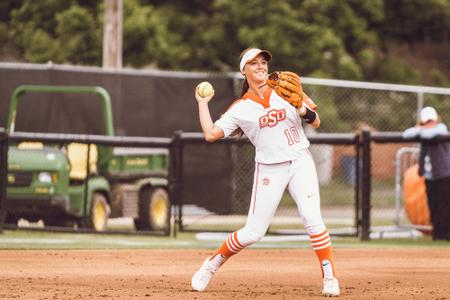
420,106,438,123
239,48,272,73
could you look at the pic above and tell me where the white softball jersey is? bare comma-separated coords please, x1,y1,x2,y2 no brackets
215,88,310,164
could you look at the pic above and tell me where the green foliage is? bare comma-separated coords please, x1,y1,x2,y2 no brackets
55,5,101,65
380,0,450,44
2,0,449,86
373,58,422,85
9,0,100,64
425,94,450,126
429,69,449,87
123,0,189,69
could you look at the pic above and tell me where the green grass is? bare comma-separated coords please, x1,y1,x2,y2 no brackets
0,229,448,250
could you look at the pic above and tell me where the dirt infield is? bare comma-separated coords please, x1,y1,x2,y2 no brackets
0,248,449,299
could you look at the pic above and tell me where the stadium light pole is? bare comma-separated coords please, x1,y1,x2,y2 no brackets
103,0,123,69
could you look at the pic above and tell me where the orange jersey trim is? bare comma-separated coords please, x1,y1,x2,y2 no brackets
242,87,273,109
225,87,273,111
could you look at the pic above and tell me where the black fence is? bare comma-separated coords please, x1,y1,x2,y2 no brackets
0,128,173,236
1,128,449,240
173,132,362,238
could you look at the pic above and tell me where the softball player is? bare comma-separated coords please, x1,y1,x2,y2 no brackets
191,48,340,297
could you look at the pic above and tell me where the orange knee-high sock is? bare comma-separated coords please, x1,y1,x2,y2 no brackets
309,229,336,278
209,232,244,268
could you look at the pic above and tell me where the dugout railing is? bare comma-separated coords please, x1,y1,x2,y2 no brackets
0,128,174,236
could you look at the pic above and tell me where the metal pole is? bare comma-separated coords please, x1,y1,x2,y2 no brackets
417,91,424,121
354,134,360,237
82,144,91,230
168,134,178,238
361,129,372,241
0,129,8,232
175,131,184,233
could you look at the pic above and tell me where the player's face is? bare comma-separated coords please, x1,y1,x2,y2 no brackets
243,55,268,84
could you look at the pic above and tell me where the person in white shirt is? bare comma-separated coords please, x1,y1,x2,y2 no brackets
191,48,340,297
403,106,450,240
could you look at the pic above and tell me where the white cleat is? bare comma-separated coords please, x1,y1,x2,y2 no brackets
322,277,340,297
191,257,217,292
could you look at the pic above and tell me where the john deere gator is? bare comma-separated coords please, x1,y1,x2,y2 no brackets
5,85,170,232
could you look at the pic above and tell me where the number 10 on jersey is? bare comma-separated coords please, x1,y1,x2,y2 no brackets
284,127,300,145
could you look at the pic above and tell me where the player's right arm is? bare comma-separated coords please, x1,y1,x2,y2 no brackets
195,87,224,142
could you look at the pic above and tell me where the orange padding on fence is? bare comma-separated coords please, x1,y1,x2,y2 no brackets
403,164,430,226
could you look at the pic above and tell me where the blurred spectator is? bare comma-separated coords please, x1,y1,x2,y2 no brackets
403,107,450,240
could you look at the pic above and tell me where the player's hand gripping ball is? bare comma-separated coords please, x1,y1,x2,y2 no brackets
197,81,214,98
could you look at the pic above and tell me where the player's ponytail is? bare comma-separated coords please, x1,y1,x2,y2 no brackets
239,48,251,97
240,79,249,97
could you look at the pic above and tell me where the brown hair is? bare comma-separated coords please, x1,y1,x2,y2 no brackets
239,48,252,97
240,79,249,97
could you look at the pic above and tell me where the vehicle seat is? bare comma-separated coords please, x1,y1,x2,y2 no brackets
17,142,44,149
67,143,98,180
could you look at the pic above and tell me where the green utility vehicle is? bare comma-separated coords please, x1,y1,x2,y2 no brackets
5,85,170,232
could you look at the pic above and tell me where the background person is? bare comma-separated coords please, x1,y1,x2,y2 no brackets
190,48,340,297
403,106,450,240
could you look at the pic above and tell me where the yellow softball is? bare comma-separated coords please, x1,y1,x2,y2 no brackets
197,81,214,97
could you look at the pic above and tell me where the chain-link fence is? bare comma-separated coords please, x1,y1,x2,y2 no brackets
294,79,449,234
177,133,359,236
179,76,450,237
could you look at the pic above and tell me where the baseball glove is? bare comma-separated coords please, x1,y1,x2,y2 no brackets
267,71,317,110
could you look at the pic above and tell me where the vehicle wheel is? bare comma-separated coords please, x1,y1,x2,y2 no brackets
88,192,110,232
135,187,170,231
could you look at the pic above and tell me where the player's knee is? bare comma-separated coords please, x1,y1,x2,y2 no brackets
305,222,326,236
240,226,266,245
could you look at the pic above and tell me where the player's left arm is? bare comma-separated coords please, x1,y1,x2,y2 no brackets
311,111,320,128
298,105,320,128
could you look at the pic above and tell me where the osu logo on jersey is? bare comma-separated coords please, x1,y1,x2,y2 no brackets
259,109,286,128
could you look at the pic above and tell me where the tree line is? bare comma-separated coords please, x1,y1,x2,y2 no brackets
0,0,449,87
